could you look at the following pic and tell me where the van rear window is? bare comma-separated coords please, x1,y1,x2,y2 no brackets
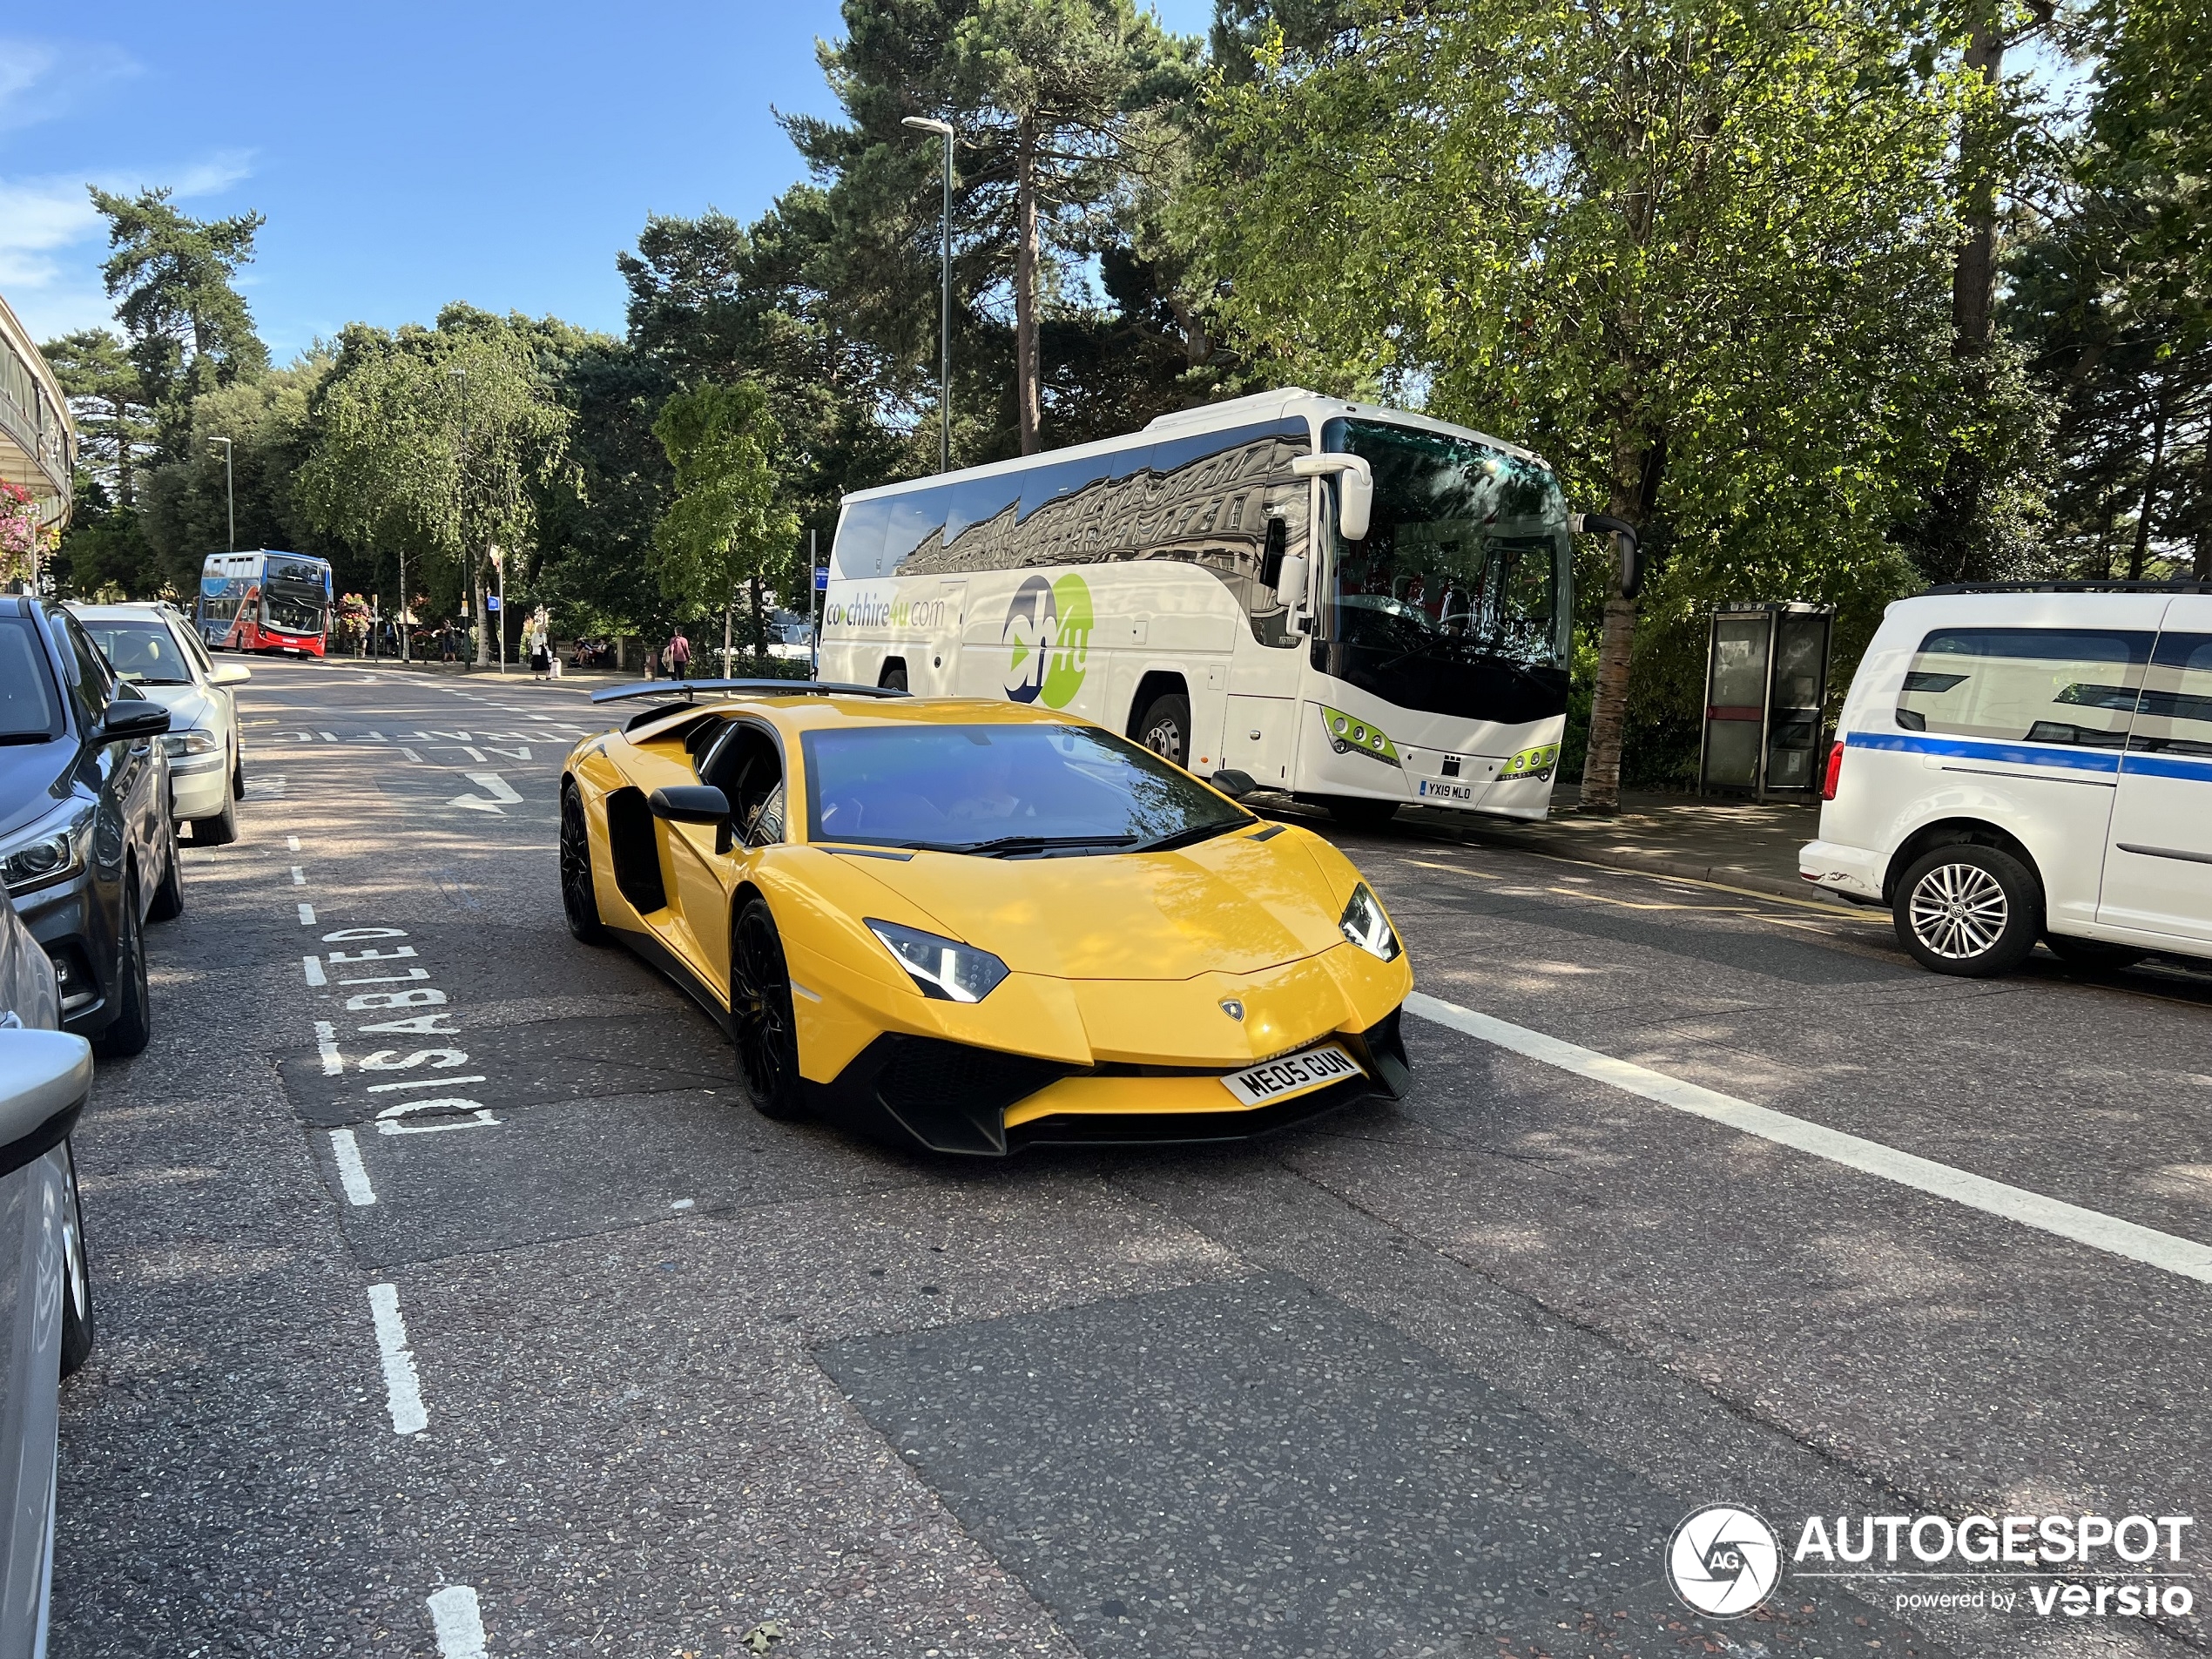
1897,628,2151,748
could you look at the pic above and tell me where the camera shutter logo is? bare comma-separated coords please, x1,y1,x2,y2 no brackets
1667,1504,1781,1619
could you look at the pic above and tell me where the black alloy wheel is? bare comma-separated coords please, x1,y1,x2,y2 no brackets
559,785,610,945
95,880,152,1058
1894,842,2041,977
58,1141,93,1378
1137,692,1190,769
731,895,806,1120
148,817,185,921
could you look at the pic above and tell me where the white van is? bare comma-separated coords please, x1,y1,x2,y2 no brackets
1801,584,2212,975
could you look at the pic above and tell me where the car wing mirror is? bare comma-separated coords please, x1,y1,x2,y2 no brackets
648,785,732,825
0,1030,92,1180
207,664,251,686
97,703,172,744
1210,769,1259,799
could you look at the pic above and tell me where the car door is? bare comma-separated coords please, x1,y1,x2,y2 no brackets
2099,595,2212,942
664,721,786,996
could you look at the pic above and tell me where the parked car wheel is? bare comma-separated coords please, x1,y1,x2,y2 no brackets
559,785,610,945
192,786,239,846
731,896,806,1120
2043,934,2146,971
1894,844,2042,977
147,818,185,921
232,752,246,800
93,880,152,1057
58,1142,93,1379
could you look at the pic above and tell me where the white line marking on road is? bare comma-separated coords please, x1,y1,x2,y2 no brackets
671,1198,695,1211
464,772,522,804
287,835,300,852
426,1585,488,1658
314,1019,341,1074
401,747,423,762
298,902,316,925
1405,991,2212,1285
331,1130,375,1205
367,1074,487,1092
291,866,307,886
367,1284,429,1434
461,745,486,762
303,955,327,988
319,731,337,741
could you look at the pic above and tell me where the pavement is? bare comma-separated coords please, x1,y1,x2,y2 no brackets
47,658,2212,1659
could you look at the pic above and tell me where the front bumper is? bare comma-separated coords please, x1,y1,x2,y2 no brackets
804,1006,1412,1157
169,756,228,819
13,875,119,1036
1798,838,1885,903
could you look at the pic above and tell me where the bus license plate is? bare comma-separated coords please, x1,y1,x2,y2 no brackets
1220,1043,1364,1107
1418,779,1475,801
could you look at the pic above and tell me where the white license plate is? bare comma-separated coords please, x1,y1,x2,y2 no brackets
1418,779,1475,801
1219,1043,1365,1108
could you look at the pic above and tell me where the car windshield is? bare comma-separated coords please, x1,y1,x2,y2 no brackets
0,617,64,743
802,723,1251,856
78,619,195,685
1324,418,1570,670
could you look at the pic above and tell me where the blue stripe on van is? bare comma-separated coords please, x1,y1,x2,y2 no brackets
1843,731,2122,773
2118,752,2212,784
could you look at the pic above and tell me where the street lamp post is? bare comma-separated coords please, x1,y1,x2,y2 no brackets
490,545,505,675
208,436,234,552
901,115,954,474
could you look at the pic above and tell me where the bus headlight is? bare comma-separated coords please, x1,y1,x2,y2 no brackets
1505,742,1560,779
866,919,1010,1003
0,803,91,895
1338,883,1400,962
1320,705,1401,765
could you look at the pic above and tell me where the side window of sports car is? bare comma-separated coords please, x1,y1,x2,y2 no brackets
699,721,784,844
746,780,786,847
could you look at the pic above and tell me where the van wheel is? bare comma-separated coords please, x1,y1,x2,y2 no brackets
2043,934,2145,971
1894,844,2040,976
1136,692,1190,768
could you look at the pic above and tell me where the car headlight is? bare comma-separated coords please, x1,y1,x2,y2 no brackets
159,728,220,758
0,803,92,896
865,919,1010,1003
1339,883,1400,961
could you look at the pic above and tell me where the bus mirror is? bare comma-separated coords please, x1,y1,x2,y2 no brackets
1291,454,1374,541
1571,512,1643,601
1274,550,1309,608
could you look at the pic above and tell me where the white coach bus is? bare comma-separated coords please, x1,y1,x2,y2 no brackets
818,388,1637,826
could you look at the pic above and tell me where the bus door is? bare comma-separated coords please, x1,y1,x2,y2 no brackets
1221,499,1311,791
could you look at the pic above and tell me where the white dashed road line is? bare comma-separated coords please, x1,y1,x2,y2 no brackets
298,902,316,925
330,1130,375,1206
366,1283,429,1434
1406,991,2212,1286
426,1585,489,1657
303,955,327,987
314,1020,341,1075
291,866,307,886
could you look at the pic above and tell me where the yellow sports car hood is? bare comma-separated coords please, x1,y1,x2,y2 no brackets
844,830,1349,980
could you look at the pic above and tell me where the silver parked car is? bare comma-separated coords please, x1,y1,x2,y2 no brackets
0,886,96,1656
70,603,250,846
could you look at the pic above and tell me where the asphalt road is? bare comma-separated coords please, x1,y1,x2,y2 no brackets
47,658,2212,1659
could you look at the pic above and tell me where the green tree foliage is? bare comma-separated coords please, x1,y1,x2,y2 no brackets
1196,0,1976,796
88,187,269,453
39,328,156,508
651,381,802,654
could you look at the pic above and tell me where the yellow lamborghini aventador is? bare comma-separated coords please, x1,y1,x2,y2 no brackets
559,679,1413,1155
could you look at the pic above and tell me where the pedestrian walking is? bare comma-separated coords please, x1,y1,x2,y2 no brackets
668,628,692,681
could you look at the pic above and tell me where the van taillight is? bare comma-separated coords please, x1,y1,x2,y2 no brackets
1821,740,1844,800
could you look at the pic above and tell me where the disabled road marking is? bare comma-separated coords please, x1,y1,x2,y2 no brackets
1406,991,2212,1286
366,1283,428,1433
426,1585,488,1657
330,1130,375,1205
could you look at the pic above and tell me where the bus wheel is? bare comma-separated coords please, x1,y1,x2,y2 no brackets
1324,796,1399,832
1136,691,1190,768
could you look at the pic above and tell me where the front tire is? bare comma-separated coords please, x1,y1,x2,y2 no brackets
148,818,185,921
559,784,610,945
94,881,152,1058
731,895,806,1120
192,788,239,846
2044,934,2145,971
1136,691,1191,769
58,1141,93,1379
1894,844,2041,977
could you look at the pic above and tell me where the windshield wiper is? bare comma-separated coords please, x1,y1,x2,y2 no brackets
0,732,56,746
1131,821,1244,854
944,833,1139,859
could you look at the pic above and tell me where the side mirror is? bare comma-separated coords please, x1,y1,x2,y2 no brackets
1571,512,1643,601
1273,550,1309,608
97,703,172,744
1291,454,1374,542
648,784,732,825
0,1029,92,1179
1210,769,1259,799
207,663,251,686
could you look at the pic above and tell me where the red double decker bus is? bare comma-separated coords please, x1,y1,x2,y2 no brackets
198,551,332,658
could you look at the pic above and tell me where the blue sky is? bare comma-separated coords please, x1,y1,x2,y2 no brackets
2,0,1215,359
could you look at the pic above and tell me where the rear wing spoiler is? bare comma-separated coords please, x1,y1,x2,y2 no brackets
588,678,911,705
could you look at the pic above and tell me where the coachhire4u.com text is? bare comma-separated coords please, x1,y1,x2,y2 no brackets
1794,1514,2196,1620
